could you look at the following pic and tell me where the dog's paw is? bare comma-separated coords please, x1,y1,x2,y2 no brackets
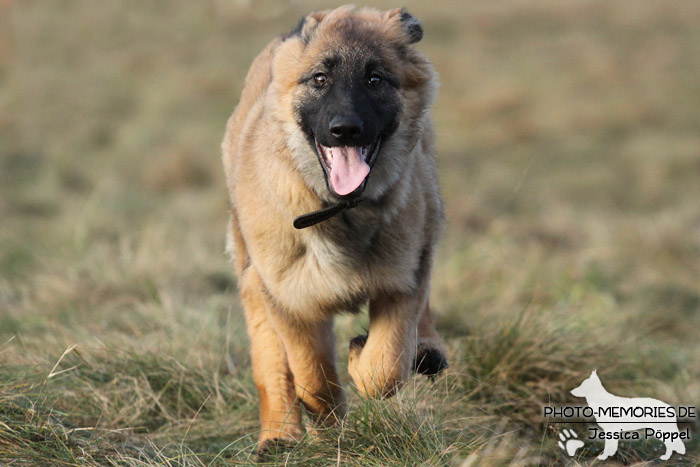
413,343,448,377
349,333,368,351
347,334,367,384
255,437,294,462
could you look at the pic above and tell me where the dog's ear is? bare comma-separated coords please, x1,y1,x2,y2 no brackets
386,8,423,45
591,369,598,379
284,10,329,43
299,11,326,43
399,9,423,44
290,5,358,44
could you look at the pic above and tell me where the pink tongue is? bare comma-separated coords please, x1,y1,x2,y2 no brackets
329,146,370,196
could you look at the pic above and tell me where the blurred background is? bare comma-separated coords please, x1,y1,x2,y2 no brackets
1,1,698,464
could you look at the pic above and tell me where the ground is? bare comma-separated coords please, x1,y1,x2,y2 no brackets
1,0,699,465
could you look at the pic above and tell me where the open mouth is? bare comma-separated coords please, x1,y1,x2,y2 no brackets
314,138,381,198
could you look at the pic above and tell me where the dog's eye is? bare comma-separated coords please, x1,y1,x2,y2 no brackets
313,73,328,85
368,73,383,86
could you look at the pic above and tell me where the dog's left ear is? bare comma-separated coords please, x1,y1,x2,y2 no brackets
386,8,423,44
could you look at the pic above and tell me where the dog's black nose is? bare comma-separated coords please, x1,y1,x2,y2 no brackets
329,115,363,142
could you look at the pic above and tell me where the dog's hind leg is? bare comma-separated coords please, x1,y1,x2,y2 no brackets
239,268,302,453
413,305,448,376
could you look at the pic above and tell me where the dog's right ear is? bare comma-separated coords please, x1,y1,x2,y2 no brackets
286,5,358,44
284,11,327,43
299,11,326,43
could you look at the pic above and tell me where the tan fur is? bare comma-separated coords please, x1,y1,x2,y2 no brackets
221,6,446,449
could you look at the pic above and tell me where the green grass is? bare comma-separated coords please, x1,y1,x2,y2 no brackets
2,0,699,465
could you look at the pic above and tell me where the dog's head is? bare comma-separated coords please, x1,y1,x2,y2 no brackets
570,370,602,398
270,6,436,202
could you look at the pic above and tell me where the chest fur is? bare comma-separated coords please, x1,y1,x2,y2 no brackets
259,217,420,318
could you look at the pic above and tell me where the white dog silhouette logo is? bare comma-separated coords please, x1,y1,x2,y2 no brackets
570,370,686,461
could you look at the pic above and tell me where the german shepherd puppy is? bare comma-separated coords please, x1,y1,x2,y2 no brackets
221,6,447,454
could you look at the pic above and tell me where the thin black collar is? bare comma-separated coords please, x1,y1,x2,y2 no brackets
293,198,362,229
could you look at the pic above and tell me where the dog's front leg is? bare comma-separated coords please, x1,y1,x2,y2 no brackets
268,309,347,427
239,268,302,453
348,286,425,398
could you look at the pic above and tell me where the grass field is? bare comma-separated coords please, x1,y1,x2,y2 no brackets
1,0,699,465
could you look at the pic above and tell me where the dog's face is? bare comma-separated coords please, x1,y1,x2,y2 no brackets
570,370,601,397
270,6,435,202
294,39,402,199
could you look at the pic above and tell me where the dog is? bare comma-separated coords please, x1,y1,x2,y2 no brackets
221,6,447,456
571,370,686,461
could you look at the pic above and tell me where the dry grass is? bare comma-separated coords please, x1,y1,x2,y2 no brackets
1,0,699,465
